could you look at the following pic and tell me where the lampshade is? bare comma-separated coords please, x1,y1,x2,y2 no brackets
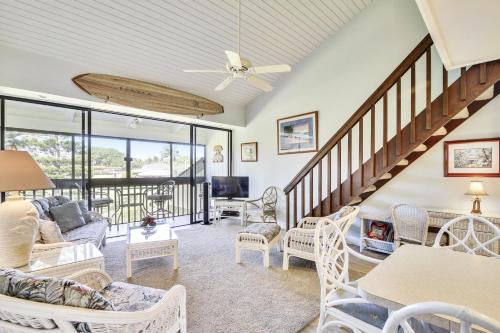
465,181,488,196
0,151,55,192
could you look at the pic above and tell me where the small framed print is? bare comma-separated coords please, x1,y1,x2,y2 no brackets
241,142,258,162
277,111,318,155
444,138,500,177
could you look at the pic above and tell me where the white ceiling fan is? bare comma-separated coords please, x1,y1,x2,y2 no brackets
183,0,291,92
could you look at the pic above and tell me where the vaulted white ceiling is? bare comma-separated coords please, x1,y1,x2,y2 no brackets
415,0,500,70
0,0,371,107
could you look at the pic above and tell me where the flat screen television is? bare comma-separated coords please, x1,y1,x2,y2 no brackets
211,176,249,199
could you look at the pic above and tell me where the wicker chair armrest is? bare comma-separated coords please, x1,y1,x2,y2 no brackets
283,228,315,250
66,269,113,291
244,198,262,208
297,217,321,229
347,247,383,265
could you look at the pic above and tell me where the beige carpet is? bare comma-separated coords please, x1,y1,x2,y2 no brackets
103,220,320,333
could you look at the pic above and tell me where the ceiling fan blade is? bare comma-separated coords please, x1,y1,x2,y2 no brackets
225,50,242,67
183,69,227,73
249,64,292,74
245,75,273,92
214,76,234,91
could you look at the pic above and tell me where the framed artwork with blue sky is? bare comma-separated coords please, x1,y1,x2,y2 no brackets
277,111,318,155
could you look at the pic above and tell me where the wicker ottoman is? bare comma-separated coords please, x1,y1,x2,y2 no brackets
235,223,281,267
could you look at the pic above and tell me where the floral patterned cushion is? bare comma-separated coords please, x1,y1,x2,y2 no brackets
101,282,164,312
0,269,114,332
239,223,281,242
0,269,113,310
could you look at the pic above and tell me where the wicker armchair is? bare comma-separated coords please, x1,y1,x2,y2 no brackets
391,204,437,248
0,269,187,333
282,206,359,270
243,186,279,225
315,218,384,333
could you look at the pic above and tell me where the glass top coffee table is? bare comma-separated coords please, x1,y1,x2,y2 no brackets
126,222,179,278
20,243,104,278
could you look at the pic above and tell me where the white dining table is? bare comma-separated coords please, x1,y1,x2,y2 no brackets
357,244,500,329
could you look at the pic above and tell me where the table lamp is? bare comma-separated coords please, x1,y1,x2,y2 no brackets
0,149,55,268
465,180,488,215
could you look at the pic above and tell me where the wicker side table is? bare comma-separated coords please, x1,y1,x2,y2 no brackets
126,223,179,278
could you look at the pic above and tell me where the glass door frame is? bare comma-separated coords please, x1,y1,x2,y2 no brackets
0,95,233,226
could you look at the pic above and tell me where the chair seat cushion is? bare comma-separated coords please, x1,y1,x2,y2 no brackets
0,269,113,310
101,282,165,312
239,223,280,242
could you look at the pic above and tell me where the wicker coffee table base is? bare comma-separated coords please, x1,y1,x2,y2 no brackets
126,240,179,278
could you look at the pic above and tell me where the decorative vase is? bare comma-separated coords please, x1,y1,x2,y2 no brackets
0,195,38,268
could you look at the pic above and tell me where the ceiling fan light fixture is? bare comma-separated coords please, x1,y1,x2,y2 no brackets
182,0,291,93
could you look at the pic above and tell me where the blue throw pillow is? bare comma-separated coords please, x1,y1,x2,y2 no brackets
50,202,86,233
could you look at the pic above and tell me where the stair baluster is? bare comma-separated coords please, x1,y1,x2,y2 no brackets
283,34,500,230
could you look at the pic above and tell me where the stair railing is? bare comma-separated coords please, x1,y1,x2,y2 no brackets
283,33,500,231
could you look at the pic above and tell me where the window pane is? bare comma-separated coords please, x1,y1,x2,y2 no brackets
131,141,171,177
195,145,205,178
91,137,126,178
5,131,73,179
172,143,190,176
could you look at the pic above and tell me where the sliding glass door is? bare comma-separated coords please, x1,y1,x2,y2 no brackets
193,126,231,222
0,96,232,228
1,100,88,202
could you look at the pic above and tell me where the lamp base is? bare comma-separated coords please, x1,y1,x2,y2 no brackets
471,197,482,215
0,193,38,268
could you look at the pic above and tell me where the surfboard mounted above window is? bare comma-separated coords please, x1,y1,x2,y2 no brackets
72,73,224,117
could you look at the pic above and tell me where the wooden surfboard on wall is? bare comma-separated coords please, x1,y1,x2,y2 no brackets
72,73,224,116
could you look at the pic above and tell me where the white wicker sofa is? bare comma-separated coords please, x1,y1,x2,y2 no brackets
31,196,108,253
0,268,186,333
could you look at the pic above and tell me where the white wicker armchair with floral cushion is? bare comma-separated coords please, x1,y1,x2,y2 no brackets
0,268,187,333
243,186,279,225
282,206,359,270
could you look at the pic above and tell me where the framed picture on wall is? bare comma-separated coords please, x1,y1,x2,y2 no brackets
241,142,258,162
277,111,318,155
444,138,500,177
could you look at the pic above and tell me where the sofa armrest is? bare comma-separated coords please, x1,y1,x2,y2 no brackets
67,268,113,291
32,242,74,256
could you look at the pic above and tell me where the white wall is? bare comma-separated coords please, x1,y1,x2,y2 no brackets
234,0,429,200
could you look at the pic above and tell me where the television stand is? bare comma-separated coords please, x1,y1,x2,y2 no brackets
214,198,246,225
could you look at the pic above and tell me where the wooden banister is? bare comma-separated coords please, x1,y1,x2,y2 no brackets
284,34,433,193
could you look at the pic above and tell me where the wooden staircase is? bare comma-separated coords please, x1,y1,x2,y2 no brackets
283,34,500,230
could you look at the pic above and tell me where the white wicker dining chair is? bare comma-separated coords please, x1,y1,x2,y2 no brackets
0,269,187,333
391,204,434,247
382,301,500,333
282,206,359,270
315,218,384,333
433,215,500,258
243,186,279,225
